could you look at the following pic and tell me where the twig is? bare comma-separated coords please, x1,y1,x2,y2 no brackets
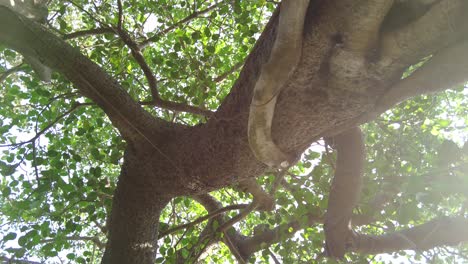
63,27,114,40
217,202,259,233
213,61,244,83
140,99,214,117
0,256,42,264
40,235,105,249
0,64,25,83
159,203,248,238
138,1,225,49
0,102,93,147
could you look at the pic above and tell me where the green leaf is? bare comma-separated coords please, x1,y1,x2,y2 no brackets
3,232,17,241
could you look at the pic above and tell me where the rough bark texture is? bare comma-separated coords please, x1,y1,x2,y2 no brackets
1,0,468,262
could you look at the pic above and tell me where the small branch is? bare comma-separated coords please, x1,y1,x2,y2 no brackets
116,0,123,30
115,22,213,118
0,256,42,264
213,61,244,83
63,27,114,40
0,64,25,83
0,102,93,147
116,28,159,97
238,212,322,258
223,231,247,264
139,1,225,49
158,203,248,238
140,99,214,117
217,202,259,233
40,235,105,249
268,248,281,264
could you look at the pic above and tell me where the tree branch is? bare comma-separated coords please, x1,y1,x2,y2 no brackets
238,177,275,211
324,127,365,259
63,27,115,40
158,203,248,238
238,212,322,258
140,98,214,117
115,19,213,117
40,235,105,249
0,256,42,264
0,63,25,83
375,39,468,115
0,102,92,147
351,216,468,254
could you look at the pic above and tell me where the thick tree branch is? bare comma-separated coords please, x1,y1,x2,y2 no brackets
324,127,365,259
380,0,468,67
375,39,468,116
0,7,172,142
351,216,468,254
328,1,393,93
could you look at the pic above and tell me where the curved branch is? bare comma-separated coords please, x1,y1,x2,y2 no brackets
324,127,365,259
248,0,309,168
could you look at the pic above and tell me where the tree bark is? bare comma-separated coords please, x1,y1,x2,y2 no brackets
101,147,171,264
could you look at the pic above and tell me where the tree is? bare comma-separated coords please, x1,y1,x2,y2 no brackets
0,0,467,263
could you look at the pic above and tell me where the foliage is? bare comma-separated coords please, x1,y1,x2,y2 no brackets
0,0,467,263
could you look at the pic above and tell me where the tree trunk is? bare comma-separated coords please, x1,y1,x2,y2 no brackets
101,146,171,263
